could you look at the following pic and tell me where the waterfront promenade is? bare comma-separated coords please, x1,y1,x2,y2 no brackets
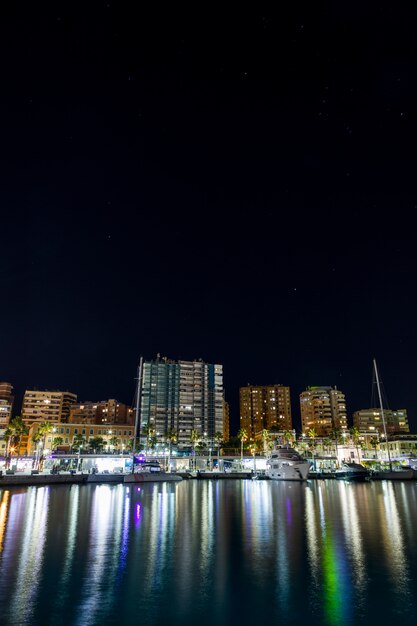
0,470,254,487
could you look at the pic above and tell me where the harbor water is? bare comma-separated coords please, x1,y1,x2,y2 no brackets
1,479,417,625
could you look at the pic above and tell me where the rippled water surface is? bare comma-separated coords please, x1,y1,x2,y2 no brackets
1,480,417,625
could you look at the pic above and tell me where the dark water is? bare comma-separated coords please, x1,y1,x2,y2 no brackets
1,480,417,626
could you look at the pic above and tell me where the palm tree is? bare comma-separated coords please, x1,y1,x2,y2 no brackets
262,429,270,454
4,424,16,468
38,421,54,465
349,426,361,461
190,429,199,471
370,436,379,460
307,427,317,441
237,428,248,469
323,437,332,455
142,425,155,456
166,428,177,472
9,416,29,456
31,432,42,469
72,433,86,453
89,436,104,453
283,430,294,446
331,428,342,468
214,431,223,460
108,436,119,452
307,428,317,469
52,436,64,450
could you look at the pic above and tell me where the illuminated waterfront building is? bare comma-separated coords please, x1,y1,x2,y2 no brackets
69,399,134,425
379,434,417,457
27,421,134,455
353,408,410,434
300,386,347,436
21,389,77,424
138,356,224,449
223,399,230,442
239,384,292,439
0,381,13,426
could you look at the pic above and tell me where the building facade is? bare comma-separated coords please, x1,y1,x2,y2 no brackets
21,390,77,424
0,381,13,427
138,356,224,449
300,386,347,436
69,399,134,425
353,408,410,434
239,384,292,439
223,399,230,442
26,421,134,455
379,435,417,458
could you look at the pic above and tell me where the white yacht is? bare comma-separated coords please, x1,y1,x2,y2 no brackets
266,446,310,481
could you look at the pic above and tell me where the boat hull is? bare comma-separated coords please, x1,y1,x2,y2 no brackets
334,463,371,482
266,462,310,481
334,471,370,482
371,469,414,480
124,472,182,483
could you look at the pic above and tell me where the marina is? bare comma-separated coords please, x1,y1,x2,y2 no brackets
1,479,417,626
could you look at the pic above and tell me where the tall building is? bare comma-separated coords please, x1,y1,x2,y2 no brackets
240,385,292,439
0,381,13,426
223,399,230,441
22,390,77,424
300,386,347,436
353,408,410,435
69,399,134,425
138,356,224,449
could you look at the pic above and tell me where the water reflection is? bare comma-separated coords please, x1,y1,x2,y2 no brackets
0,490,10,553
74,485,125,625
0,481,416,625
6,487,50,624
379,482,411,613
339,482,367,614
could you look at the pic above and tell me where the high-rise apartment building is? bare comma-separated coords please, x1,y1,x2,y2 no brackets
0,381,13,426
69,399,134,425
22,390,77,424
138,356,224,449
300,386,347,436
223,399,230,442
353,408,410,434
240,384,292,438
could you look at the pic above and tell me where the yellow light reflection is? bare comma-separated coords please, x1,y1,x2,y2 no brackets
8,487,50,624
0,491,10,553
379,482,411,603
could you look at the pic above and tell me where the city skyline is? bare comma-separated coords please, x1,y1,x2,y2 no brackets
2,354,412,436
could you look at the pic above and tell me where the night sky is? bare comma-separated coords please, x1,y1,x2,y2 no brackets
2,2,417,434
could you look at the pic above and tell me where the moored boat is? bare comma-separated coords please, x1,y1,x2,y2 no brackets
124,461,182,483
370,468,414,480
266,446,310,481
334,462,371,481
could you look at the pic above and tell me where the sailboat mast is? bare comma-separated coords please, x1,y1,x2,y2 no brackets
131,356,143,474
373,358,393,472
